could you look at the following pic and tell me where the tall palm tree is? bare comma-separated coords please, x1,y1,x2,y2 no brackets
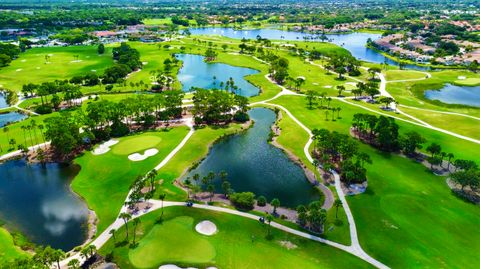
3,127,10,143
109,229,117,244
119,212,132,241
334,199,342,219
158,193,166,219
30,119,39,146
132,218,141,245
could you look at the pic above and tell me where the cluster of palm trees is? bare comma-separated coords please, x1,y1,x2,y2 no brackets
312,128,371,184
296,201,328,233
186,171,232,202
305,90,343,121
0,119,46,154
351,81,380,101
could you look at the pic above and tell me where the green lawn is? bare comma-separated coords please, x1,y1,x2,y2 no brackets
270,94,480,267
0,227,28,264
454,77,480,86
0,46,113,92
384,70,428,81
72,128,190,234
99,207,372,269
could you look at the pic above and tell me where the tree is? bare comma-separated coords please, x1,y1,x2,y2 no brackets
109,228,117,244
97,43,105,54
265,214,273,239
368,67,381,80
399,131,425,156
67,259,80,269
51,249,65,269
221,180,231,198
337,85,345,97
426,143,442,158
446,153,455,170
257,195,267,206
132,218,141,245
207,184,215,202
270,198,280,215
119,212,132,241
334,199,342,219
229,192,255,210
305,90,317,109
204,48,217,62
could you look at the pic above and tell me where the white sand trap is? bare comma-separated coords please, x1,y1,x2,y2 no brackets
36,67,41,69
16,69,22,72
21,59,26,62
323,85,332,88
48,54,53,56
195,220,217,236
142,61,148,65
312,82,319,85
296,76,305,80
128,148,159,161
71,60,83,63
91,69,97,72
92,139,119,155
159,265,217,269
458,76,466,80
346,82,356,86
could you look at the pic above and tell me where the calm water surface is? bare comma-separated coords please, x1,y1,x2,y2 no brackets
176,54,260,97
188,28,429,70
0,112,27,127
425,84,480,107
185,108,320,207
0,159,88,250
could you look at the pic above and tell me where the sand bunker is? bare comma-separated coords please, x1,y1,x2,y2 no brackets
92,139,119,155
458,76,466,80
159,265,217,269
323,85,332,88
128,148,159,161
16,69,22,72
195,220,217,236
346,82,357,86
71,60,83,63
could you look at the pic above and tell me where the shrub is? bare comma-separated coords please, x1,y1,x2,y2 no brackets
233,111,249,122
257,195,267,206
229,192,255,211
35,104,53,114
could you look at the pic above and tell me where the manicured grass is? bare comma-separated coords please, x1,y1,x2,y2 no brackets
384,70,428,81
0,46,113,92
454,77,480,86
99,207,372,269
129,216,215,267
0,227,28,264
111,135,163,155
271,95,480,268
72,128,190,234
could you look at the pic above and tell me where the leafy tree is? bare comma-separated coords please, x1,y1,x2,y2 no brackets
270,198,280,215
399,131,425,156
334,199,342,219
97,43,105,54
229,192,255,210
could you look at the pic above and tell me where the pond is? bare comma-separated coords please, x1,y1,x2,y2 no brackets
175,54,260,97
425,84,480,107
0,159,88,251
0,93,7,109
0,111,28,128
185,107,320,207
188,28,430,71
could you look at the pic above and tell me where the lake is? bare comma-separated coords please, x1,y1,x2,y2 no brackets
0,93,7,109
185,107,320,207
0,111,28,128
0,159,88,251
188,27,430,70
425,84,480,107
176,53,260,97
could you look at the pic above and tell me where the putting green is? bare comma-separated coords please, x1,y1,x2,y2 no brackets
129,216,216,268
454,78,480,86
112,136,162,155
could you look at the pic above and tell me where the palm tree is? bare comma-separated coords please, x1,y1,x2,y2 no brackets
337,107,342,119
67,259,80,269
447,153,454,170
324,110,329,121
265,214,273,238
9,139,16,150
30,119,39,146
158,193,166,219
207,184,215,202
334,199,342,219
119,212,132,241
38,124,47,149
148,169,157,192
3,127,10,144
52,249,65,269
109,229,117,244
271,198,280,215
132,218,141,245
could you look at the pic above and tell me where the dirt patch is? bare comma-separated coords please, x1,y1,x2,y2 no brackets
279,240,298,250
